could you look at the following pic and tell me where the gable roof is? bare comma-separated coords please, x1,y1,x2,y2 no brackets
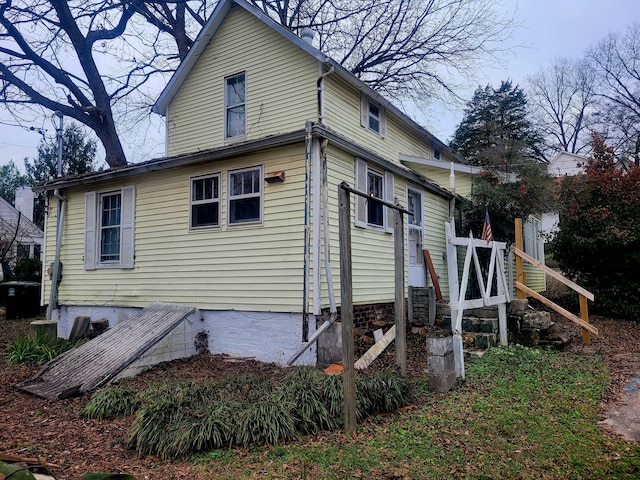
151,0,461,163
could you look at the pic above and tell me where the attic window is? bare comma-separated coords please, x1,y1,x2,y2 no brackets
225,72,246,139
360,93,387,137
434,148,441,160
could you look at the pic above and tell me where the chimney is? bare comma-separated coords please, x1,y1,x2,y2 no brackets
15,186,34,221
300,27,315,44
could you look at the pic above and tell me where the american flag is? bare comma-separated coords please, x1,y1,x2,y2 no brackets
481,209,493,242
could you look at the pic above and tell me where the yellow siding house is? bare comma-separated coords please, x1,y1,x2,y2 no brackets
37,0,466,366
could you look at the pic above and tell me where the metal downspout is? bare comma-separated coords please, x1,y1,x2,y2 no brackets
302,120,313,342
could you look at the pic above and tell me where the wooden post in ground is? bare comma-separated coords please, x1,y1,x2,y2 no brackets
338,184,356,433
393,208,406,376
579,294,591,345
514,218,526,299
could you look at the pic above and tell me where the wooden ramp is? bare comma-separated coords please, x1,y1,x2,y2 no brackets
18,303,195,400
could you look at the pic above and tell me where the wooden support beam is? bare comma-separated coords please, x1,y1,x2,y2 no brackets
394,208,406,377
514,218,526,299
515,282,598,335
580,294,591,345
513,247,594,301
355,325,396,369
422,249,443,302
338,184,356,433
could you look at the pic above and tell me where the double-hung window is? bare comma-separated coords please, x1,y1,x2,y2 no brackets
360,93,387,137
190,174,220,228
225,72,246,140
355,158,394,232
100,192,122,262
84,186,135,269
228,166,262,225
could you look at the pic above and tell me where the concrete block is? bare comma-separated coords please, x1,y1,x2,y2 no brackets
429,370,457,393
475,333,497,349
508,299,529,317
427,351,455,373
29,320,57,340
467,306,498,318
522,311,552,330
426,334,453,356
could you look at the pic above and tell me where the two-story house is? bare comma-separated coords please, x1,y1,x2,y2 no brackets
37,0,466,365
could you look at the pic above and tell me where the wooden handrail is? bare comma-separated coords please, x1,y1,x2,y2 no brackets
516,282,598,335
513,247,594,301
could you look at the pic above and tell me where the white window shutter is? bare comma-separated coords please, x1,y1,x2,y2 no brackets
84,192,97,270
360,93,368,128
355,158,367,228
120,185,136,269
384,171,394,233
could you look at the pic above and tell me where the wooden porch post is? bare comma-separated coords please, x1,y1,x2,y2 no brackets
514,217,526,299
393,208,406,376
338,184,356,433
579,294,591,345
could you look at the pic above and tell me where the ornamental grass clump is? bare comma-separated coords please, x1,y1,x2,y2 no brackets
81,386,139,419
7,334,73,365
100,367,412,459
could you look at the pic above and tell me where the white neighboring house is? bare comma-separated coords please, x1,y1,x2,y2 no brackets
0,187,44,276
543,151,591,237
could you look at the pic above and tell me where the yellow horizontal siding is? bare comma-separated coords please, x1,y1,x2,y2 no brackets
167,7,318,156
44,144,308,312
323,75,434,165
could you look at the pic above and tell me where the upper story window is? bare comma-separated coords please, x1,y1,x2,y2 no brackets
225,72,246,139
228,166,263,225
360,93,387,137
191,174,220,229
84,186,135,270
433,148,441,160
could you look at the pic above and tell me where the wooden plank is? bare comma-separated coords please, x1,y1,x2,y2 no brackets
355,325,396,369
422,249,443,301
18,303,195,399
580,294,592,345
338,184,356,433
407,286,414,324
394,209,406,376
513,247,594,301
428,286,436,327
515,282,598,335
515,218,526,299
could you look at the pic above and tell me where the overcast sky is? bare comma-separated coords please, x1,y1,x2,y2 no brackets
1,0,638,172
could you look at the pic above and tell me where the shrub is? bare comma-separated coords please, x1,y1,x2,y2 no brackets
551,133,640,319
7,334,72,365
81,386,139,419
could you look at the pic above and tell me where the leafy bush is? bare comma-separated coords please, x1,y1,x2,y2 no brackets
551,133,640,319
7,334,72,365
12,257,42,282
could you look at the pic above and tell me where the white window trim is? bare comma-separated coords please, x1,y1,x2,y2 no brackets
190,173,221,230
227,165,264,226
360,93,387,137
355,158,394,233
523,215,544,262
224,71,247,141
84,185,135,270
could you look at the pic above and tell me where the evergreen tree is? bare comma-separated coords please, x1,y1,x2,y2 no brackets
450,81,550,241
451,80,544,168
0,161,29,205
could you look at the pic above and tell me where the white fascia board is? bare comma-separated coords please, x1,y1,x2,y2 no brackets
399,154,479,175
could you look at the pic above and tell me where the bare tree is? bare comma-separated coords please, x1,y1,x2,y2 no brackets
1,0,517,167
527,57,598,157
588,22,640,166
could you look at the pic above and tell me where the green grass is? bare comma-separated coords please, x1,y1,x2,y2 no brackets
188,345,640,479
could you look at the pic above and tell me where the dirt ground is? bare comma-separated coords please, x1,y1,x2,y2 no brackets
1,309,639,479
